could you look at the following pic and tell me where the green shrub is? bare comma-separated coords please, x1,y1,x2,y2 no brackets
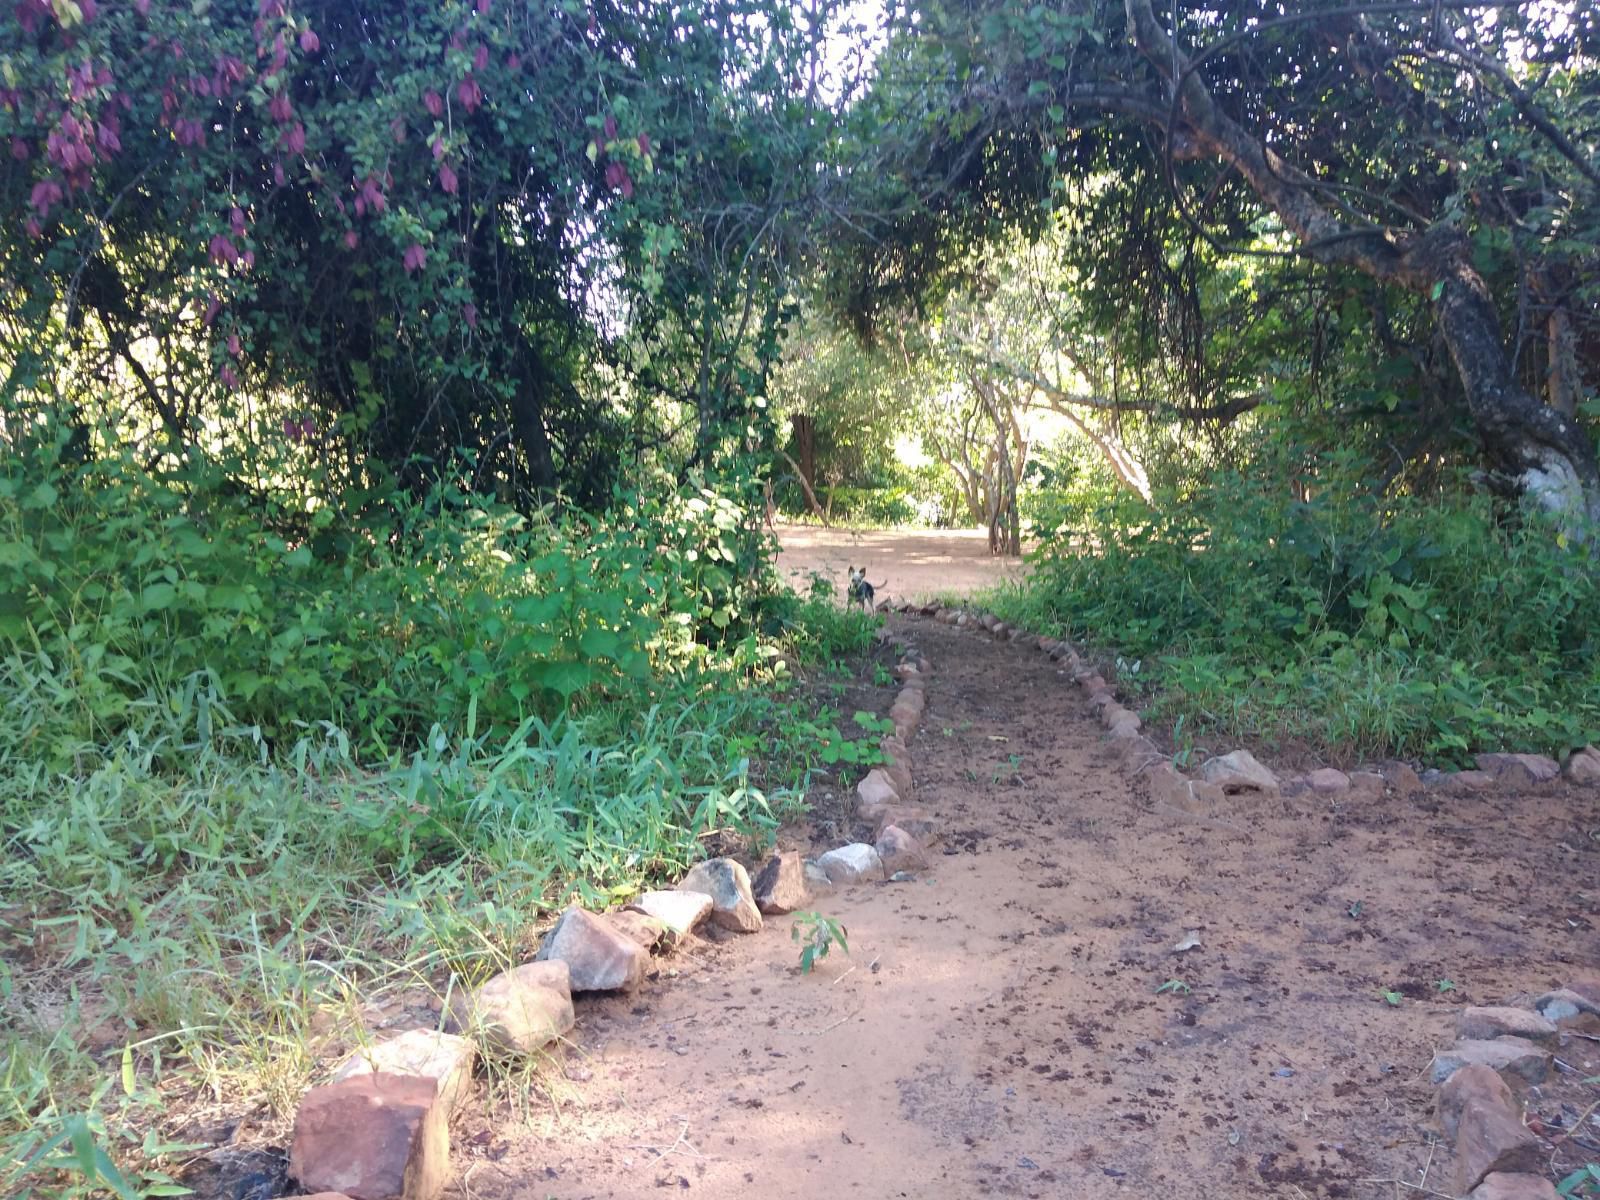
991,449,1600,761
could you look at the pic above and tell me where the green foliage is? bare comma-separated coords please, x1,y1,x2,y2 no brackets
790,910,849,974
991,448,1600,761
1559,1165,1600,1198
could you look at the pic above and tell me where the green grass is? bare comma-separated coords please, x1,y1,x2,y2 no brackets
979,451,1600,764
0,430,887,1197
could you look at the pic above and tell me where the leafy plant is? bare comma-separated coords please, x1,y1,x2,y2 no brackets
1155,979,1192,995
791,911,850,974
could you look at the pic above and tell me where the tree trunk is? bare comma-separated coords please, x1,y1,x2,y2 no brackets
510,359,559,497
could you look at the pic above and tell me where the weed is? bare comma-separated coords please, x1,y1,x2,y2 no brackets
791,912,849,974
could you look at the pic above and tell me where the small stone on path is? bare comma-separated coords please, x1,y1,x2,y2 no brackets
752,851,809,915
875,824,930,873
1199,750,1279,795
1307,767,1349,795
817,843,883,885
537,907,647,993
678,858,763,932
444,961,574,1056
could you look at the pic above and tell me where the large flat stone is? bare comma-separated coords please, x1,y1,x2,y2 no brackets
627,889,713,936
817,843,883,885
1199,750,1279,795
1456,1006,1558,1046
1438,1064,1542,1194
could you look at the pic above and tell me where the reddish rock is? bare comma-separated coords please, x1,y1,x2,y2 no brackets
1476,753,1560,786
1307,767,1350,795
290,1072,450,1200
537,907,647,992
444,962,574,1056
871,805,939,845
856,769,900,818
1107,713,1143,739
875,825,930,873
752,851,809,915
678,858,762,932
1437,1064,1543,1195
1467,1174,1558,1200
1347,770,1386,798
332,1031,477,1117
1429,1038,1551,1086
1456,1006,1558,1046
1381,761,1424,795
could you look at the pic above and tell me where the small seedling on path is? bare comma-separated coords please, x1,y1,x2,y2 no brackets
1380,989,1402,1007
1435,978,1457,994
791,911,849,974
1155,979,1192,995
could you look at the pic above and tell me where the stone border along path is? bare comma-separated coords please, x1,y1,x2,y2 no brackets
282,601,1600,1200
895,597,1600,1200
283,632,935,1200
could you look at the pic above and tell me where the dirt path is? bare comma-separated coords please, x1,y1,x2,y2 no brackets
774,524,1026,603
458,616,1599,1200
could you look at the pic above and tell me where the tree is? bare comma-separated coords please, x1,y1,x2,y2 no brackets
835,0,1600,533
0,0,869,505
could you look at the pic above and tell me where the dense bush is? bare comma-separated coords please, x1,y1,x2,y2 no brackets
992,450,1600,762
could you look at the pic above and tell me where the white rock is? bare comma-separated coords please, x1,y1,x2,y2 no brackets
817,843,883,885
1199,749,1280,795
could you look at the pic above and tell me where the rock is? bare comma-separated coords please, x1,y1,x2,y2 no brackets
803,861,836,897
1306,767,1349,795
1437,1064,1543,1195
871,805,939,845
536,907,646,992
1381,761,1424,795
1450,770,1498,792
1347,770,1386,799
876,744,914,800
1468,1174,1558,1200
607,909,670,951
626,889,713,937
817,843,883,885
1564,746,1600,784
444,962,574,1056
1199,750,1280,796
1533,987,1600,1033
1089,692,1118,712
1116,734,1161,769
856,769,900,818
1107,712,1143,739
891,688,925,718
875,825,930,873
301,1194,357,1200
1456,1007,1558,1046
893,663,919,680
332,1031,477,1117
751,851,809,915
289,1073,450,1200
678,858,763,933
1476,753,1560,786
1082,675,1110,697
1429,1038,1551,1087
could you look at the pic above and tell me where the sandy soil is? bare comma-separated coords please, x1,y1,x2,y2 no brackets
774,524,1026,603
443,616,1600,1200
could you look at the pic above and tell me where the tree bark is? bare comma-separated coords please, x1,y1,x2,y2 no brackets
1122,0,1600,532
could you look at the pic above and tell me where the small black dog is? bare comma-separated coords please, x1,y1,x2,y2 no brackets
847,565,884,611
